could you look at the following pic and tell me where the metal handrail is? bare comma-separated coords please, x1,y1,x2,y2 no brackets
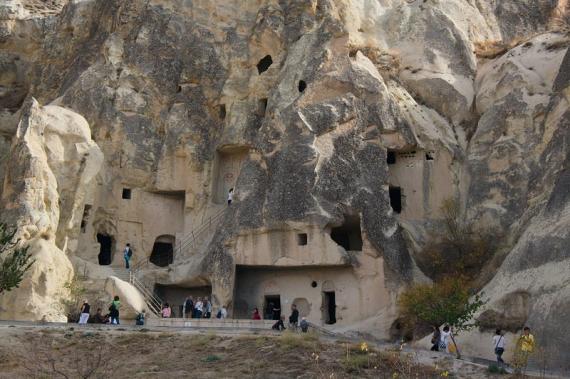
131,207,227,273
129,272,162,315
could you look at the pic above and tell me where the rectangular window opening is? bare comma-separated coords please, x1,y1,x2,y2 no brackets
122,188,132,199
387,151,396,165
297,233,308,246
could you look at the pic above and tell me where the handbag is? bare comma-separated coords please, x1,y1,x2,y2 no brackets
494,335,504,354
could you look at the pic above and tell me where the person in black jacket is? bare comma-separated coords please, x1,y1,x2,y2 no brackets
289,304,299,329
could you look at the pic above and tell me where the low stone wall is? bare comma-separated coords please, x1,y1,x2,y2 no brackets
147,318,275,330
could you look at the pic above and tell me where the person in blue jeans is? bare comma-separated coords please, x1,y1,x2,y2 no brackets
123,243,132,269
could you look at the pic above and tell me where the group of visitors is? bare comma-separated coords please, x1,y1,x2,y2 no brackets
174,296,226,319
251,303,309,333
430,325,535,372
76,296,131,325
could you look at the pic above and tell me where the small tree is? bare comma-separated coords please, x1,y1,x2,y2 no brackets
398,277,486,358
0,223,34,295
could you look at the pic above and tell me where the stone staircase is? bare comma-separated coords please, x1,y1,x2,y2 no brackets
110,207,228,318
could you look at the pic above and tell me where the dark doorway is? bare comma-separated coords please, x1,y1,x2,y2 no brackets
389,186,402,214
323,291,336,324
264,295,281,320
330,214,362,251
387,151,396,164
150,235,174,267
97,233,113,265
298,80,307,92
257,55,273,74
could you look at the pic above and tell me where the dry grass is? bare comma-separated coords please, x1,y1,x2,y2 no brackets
0,327,451,379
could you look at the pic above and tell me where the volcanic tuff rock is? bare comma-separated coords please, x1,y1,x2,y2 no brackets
0,99,102,320
0,0,568,370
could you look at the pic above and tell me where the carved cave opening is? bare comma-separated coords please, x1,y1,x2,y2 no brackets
257,55,273,74
330,214,362,251
389,186,402,214
154,284,212,318
97,233,114,265
298,80,307,92
149,235,175,267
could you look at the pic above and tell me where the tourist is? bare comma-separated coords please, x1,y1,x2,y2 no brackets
227,188,234,206
440,325,452,353
430,326,441,351
288,304,299,328
136,311,146,325
203,297,212,318
272,315,286,331
515,326,535,373
194,297,203,318
252,307,261,320
300,317,309,333
184,296,194,319
216,305,228,319
109,296,121,325
161,303,172,318
493,329,506,366
123,243,132,269
78,300,90,325
93,308,108,324
272,303,281,321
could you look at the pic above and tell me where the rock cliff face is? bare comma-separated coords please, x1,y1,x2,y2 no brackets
0,0,568,370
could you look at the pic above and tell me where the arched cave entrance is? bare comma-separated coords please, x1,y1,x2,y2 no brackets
150,235,175,267
97,233,114,265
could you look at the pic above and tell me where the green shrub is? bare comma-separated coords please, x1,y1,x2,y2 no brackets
203,355,221,362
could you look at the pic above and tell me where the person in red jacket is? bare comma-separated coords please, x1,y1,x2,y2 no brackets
252,307,261,320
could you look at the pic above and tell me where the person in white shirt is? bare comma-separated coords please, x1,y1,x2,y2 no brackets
440,325,452,353
194,298,203,318
493,329,506,366
227,188,234,206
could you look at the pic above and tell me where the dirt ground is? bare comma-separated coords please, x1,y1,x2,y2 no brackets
0,324,492,378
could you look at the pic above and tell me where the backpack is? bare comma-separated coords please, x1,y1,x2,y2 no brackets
127,248,132,258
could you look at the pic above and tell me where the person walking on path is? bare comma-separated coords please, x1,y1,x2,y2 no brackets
430,326,441,351
288,304,299,329
123,243,132,269
493,329,506,366
252,307,261,320
227,188,234,206
78,300,90,325
109,296,121,325
184,296,194,319
514,326,535,373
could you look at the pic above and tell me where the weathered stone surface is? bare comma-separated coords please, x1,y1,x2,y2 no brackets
0,0,568,369
0,99,102,321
